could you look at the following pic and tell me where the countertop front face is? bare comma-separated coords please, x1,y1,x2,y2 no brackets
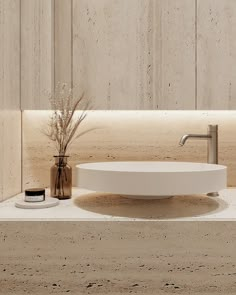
0,188,236,221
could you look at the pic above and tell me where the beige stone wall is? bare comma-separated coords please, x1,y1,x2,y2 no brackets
0,0,21,201
0,111,21,201
21,0,196,110
20,0,236,110
23,110,236,189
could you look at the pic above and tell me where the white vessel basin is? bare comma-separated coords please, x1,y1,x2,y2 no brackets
76,162,227,199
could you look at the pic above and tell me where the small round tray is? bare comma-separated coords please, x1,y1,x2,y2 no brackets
15,197,59,209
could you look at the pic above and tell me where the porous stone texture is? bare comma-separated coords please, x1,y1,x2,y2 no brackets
23,111,236,189
0,0,21,201
72,0,195,110
0,111,21,202
0,222,236,294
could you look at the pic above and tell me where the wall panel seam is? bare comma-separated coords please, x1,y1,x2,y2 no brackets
53,0,55,92
20,0,23,192
195,0,198,109
71,0,73,92
20,0,21,111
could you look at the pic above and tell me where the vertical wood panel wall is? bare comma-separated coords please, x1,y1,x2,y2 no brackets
0,0,21,201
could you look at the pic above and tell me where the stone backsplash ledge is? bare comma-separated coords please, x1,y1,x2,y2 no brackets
23,111,236,189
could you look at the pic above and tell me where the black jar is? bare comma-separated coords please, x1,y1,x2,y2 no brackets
25,188,46,202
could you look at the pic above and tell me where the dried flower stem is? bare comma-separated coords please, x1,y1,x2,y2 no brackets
42,83,92,156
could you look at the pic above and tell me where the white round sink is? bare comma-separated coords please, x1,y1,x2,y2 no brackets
76,161,227,199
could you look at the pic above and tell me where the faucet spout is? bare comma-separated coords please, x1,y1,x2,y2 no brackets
179,134,211,146
179,125,218,165
179,135,189,146
179,125,219,197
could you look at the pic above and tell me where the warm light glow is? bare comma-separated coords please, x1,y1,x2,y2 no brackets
23,110,236,122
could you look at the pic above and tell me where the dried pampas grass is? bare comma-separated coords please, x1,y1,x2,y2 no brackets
42,83,93,156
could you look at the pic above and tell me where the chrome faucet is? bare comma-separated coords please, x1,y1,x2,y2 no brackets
179,125,218,164
179,125,219,197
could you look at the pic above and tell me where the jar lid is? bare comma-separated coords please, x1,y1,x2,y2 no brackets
25,188,45,196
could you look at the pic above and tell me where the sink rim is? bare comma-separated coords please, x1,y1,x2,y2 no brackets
77,161,227,173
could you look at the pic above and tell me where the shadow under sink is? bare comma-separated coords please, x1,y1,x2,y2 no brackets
73,193,228,219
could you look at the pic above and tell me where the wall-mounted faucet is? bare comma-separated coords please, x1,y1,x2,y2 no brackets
179,125,219,197
179,125,218,165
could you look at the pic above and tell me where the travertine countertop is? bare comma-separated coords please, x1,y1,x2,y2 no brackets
0,188,236,220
